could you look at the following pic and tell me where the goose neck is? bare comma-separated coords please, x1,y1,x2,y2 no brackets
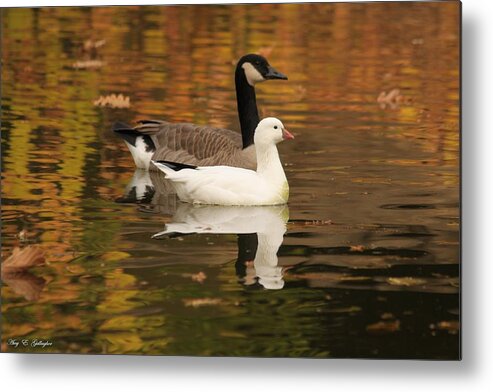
235,68,260,149
255,143,285,180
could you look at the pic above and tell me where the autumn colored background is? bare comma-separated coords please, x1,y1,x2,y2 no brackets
1,2,460,358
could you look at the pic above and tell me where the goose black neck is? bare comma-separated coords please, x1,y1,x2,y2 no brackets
235,67,260,149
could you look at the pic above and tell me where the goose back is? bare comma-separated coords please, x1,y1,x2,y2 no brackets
133,120,257,170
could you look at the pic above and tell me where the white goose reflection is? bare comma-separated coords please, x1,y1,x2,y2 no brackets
153,204,289,290
116,169,155,203
116,170,178,214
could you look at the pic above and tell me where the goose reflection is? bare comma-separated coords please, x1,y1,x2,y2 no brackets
116,170,179,215
153,204,289,290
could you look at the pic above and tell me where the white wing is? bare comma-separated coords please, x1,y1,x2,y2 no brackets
172,166,270,205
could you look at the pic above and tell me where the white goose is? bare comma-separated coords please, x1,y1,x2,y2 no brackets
151,117,294,206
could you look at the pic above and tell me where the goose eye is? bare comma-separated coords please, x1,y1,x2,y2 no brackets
274,126,278,129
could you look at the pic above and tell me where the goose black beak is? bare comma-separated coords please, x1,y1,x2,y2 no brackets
264,65,288,80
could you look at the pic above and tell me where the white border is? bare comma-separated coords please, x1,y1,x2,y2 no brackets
2,0,493,391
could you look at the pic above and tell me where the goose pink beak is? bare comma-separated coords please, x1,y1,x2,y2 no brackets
282,128,294,140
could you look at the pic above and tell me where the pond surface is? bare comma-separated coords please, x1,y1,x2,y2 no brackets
1,3,460,358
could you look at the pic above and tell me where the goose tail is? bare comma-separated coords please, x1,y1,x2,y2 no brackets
151,160,197,177
113,122,156,170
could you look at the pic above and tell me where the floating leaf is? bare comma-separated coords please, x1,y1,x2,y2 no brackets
191,271,207,283
2,272,46,301
183,298,222,308
181,271,207,283
349,245,365,252
93,94,130,109
387,277,426,286
72,59,104,69
2,246,45,272
366,320,400,335
377,88,412,109
436,320,460,334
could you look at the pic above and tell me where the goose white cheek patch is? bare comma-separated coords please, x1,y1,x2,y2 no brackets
242,62,266,86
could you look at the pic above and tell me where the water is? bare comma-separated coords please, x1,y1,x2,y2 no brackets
1,3,460,358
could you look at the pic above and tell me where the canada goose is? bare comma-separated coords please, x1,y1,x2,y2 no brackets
113,54,287,171
152,204,288,290
152,117,294,206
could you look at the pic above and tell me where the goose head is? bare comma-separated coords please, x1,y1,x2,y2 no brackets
238,54,288,86
254,117,294,146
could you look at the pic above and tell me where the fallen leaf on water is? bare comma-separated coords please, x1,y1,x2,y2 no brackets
2,272,46,301
366,320,400,335
183,298,223,308
387,277,426,286
72,59,104,69
93,94,130,108
377,88,412,109
192,272,207,283
2,246,45,272
182,271,207,283
349,245,365,252
436,320,460,334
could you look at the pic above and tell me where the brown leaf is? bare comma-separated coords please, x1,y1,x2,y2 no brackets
72,59,104,69
377,88,401,109
349,245,365,252
93,94,130,109
2,246,45,272
2,271,46,301
183,298,222,308
366,320,400,335
436,320,460,334
180,271,207,283
191,271,207,283
387,277,426,286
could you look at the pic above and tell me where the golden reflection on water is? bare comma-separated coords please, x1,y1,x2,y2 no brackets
1,3,459,357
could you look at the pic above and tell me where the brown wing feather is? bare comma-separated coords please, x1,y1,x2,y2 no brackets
129,120,249,168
